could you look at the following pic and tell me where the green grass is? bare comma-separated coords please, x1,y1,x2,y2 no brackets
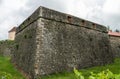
41,58,120,79
0,55,120,79
0,56,25,79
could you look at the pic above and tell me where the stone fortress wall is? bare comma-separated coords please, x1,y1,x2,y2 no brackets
11,6,114,79
109,36,120,58
0,40,14,57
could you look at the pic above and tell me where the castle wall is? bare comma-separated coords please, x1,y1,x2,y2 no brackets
109,36,120,58
36,19,113,76
0,40,14,57
12,6,114,79
12,22,37,78
12,7,41,79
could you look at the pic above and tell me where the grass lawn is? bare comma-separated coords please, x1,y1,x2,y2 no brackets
41,58,120,79
0,56,25,79
0,55,120,79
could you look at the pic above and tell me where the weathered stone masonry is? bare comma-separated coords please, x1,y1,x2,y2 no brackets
0,40,14,57
12,6,114,78
109,36,120,58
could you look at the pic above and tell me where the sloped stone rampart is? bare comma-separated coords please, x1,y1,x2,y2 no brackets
12,6,114,79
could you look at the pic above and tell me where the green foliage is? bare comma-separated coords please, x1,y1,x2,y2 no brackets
74,68,120,79
0,40,14,45
0,72,12,79
0,55,120,79
41,58,120,79
0,56,25,79
74,68,84,79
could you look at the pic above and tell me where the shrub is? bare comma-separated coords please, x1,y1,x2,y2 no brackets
0,72,12,79
74,68,120,79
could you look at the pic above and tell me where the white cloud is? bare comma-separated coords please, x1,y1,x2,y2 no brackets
103,0,120,14
0,0,28,40
101,0,120,30
68,0,88,18
0,0,2,4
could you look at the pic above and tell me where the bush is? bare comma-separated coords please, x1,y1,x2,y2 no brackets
74,68,120,79
0,40,14,45
0,72,12,79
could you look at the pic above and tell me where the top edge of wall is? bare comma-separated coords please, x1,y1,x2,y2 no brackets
16,6,107,34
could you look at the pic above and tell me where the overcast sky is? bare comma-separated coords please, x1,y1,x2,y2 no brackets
0,0,120,40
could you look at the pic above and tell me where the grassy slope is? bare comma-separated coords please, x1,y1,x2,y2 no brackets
0,55,120,79
0,56,25,79
41,58,120,79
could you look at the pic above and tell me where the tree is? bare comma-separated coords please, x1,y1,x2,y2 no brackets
115,29,120,32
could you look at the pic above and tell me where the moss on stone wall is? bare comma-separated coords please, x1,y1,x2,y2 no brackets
0,40,14,57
